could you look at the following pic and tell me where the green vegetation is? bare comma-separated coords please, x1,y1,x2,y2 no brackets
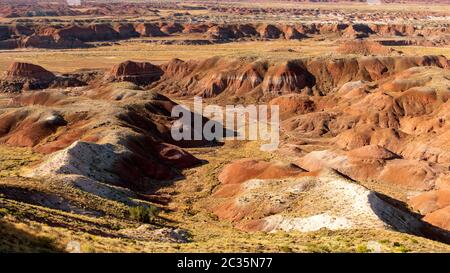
0,141,449,252
393,242,411,253
0,147,42,178
279,245,293,253
129,205,160,224
0,208,8,218
355,244,369,253
0,220,62,253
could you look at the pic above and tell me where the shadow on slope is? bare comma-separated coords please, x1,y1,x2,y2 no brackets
369,192,450,244
0,219,64,253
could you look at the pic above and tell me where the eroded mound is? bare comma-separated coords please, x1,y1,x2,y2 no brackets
218,159,307,185
0,82,202,190
212,161,445,241
105,60,164,85
337,40,393,56
0,62,55,92
0,62,96,93
4,62,55,81
275,65,450,231
29,140,198,189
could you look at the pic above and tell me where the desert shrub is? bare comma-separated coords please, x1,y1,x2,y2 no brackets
0,208,8,218
279,245,293,253
306,243,332,253
355,244,369,253
129,205,160,223
396,245,411,253
392,242,411,253
111,81,142,91
36,235,56,249
82,244,96,253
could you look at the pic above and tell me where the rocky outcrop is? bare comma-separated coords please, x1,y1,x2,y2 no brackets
29,140,197,188
113,23,139,39
182,24,209,34
88,24,119,41
153,55,449,101
269,94,316,119
265,63,450,232
135,23,167,37
3,62,55,81
105,61,164,85
160,22,183,34
0,62,96,93
19,34,88,49
261,61,314,93
207,25,242,41
218,159,307,185
1,1,446,19
336,40,392,55
282,25,306,40
213,161,436,238
55,25,96,42
257,24,283,39
1,88,202,190
0,25,12,40
0,21,447,50
0,62,56,92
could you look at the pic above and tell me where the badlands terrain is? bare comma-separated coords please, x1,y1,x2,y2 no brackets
1,0,450,253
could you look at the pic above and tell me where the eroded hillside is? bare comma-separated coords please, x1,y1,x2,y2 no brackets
0,51,449,252
1,0,450,253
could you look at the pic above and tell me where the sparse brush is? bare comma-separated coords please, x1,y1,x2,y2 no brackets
355,244,369,253
128,205,160,224
111,81,142,91
0,208,8,218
